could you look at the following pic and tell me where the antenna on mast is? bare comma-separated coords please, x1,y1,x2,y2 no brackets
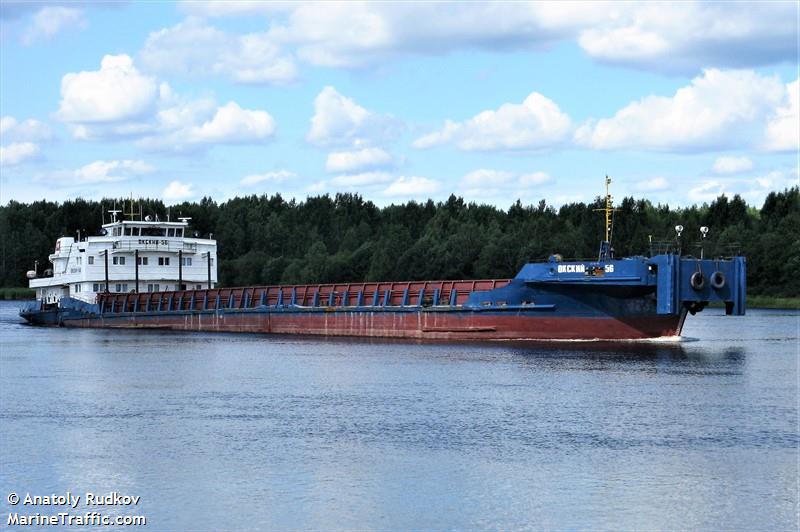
593,176,618,261
124,194,139,221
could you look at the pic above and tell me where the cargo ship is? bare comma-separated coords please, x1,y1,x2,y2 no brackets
19,180,746,340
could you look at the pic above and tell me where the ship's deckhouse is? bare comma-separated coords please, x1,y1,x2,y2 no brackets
29,217,217,304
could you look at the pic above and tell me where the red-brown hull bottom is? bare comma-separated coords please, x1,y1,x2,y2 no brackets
59,309,688,341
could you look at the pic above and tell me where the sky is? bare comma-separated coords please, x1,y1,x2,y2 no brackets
0,1,798,208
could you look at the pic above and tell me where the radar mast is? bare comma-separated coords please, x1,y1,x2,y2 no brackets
594,176,618,261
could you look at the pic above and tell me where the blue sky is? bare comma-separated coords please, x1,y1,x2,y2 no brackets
0,1,797,208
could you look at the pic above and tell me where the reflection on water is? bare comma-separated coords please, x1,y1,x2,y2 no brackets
1,302,797,531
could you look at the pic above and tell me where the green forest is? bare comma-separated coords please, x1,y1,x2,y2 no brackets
1,187,798,297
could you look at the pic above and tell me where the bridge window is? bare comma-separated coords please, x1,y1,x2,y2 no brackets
88,256,94,265
141,227,166,237
182,257,192,266
112,256,126,265
137,256,149,266
167,228,175,237
158,257,170,266
114,283,128,293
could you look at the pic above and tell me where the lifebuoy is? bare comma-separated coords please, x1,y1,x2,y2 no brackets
690,271,705,290
710,271,726,290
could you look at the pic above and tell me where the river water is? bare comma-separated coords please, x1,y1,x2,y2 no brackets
1,300,797,530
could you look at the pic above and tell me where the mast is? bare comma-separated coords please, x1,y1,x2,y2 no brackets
124,194,139,221
603,175,613,244
594,175,617,261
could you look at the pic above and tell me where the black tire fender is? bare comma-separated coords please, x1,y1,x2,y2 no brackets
710,271,726,290
690,271,705,290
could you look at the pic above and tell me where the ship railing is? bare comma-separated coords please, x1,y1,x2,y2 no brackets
645,239,742,259
545,256,612,263
111,240,198,253
96,279,513,314
685,241,742,259
647,241,678,256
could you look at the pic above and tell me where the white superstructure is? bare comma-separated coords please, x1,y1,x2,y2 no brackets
29,215,217,305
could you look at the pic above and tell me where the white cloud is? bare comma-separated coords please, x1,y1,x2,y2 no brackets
0,116,53,165
633,177,670,192
552,193,587,205
141,100,275,152
685,168,797,205
179,1,289,17
240,170,295,187
183,101,275,144
414,92,571,151
459,168,553,198
84,96,276,153
306,180,328,193
162,180,196,200
330,171,394,187
55,55,277,153
58,54,159,123
576,2,797,74
73,160,154,183
179,2,795,74
33,159,155,186
712,156,754,175
383,176,441,197
688,180,729,203
763,79,799,152
325,148,393,173
263,3,568,69
308,171,394,193
306,86,400,147
0,117,13,135
0,116,53,142
575,69,786,151
754,169,799,190
140,18,297,85
519,171,554,186
21,6,86,45
0,142,39,166
462,169,515,187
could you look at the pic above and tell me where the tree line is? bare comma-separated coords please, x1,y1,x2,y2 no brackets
1,187,797,297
